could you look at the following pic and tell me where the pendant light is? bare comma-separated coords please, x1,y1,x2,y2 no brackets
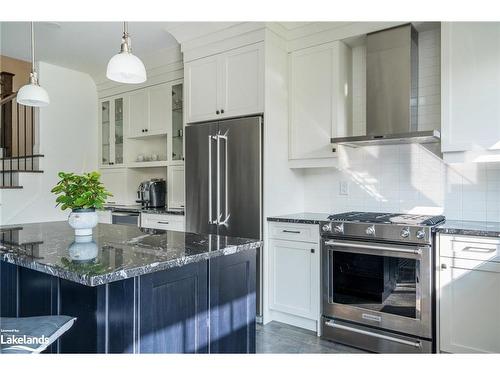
106,22,147,84
17,22,50,107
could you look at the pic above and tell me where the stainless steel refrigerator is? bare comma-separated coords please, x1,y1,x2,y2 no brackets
185,115,262,316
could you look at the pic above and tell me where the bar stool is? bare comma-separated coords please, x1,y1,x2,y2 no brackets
0,315,76,354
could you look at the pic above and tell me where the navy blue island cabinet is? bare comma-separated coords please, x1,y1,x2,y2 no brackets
0,250,256,354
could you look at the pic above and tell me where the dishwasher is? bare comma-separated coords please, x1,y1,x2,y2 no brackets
111,210,140,226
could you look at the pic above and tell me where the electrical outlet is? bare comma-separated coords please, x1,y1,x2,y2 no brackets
339,180,349,196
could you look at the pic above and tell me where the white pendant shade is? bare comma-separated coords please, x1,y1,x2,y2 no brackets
106,51,147,84
17,82,50,107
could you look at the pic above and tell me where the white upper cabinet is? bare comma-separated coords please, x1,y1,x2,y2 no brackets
220,45,264,119
128,83,172,138
99,95,127,167
288,41,352,168
441,22,500,159
128,89,149,138
149,83,171,136
185,43,264,123
185,56,219,123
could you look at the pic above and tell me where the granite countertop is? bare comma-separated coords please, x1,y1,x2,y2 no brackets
434,220,500,237
267,212,330,225
103,204,184,216
0,222,260,287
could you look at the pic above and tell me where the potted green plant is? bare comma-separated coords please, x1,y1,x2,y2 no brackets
51,171,112,236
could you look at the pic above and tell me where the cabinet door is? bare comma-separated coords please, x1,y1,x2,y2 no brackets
268,239,319,320
100,169,127,205
219,44,264,119
99,99,112,166
167,165,185,210
185,56,219,123
439,257,500,353
170,82,184,161
128,89,149,138
113,97,124,165
149,83,170,136
442,22,500,153
289,45,334,160
139,260,208,353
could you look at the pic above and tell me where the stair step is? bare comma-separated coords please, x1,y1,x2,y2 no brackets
0,186,23,189
0,154,44,161
0,170,43,174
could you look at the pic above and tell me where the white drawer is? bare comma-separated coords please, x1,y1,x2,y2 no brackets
439,234,500,262
141,213,185,232
268,222,319,243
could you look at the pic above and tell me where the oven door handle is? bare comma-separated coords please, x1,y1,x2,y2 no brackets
324,239,423,255
324,320,422,348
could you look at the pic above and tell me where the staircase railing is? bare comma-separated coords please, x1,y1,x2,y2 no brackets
1,92,40,188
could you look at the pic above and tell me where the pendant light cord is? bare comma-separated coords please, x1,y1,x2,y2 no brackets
30,21,35,73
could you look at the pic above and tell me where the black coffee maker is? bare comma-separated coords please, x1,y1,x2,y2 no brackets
136,179,166,208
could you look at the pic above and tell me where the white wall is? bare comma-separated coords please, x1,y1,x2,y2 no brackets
0,62,98,224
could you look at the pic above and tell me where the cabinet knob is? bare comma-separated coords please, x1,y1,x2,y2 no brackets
221,109,224,114
145,129,148,132
441,263,448,270
141,129,144,132
216,110,220,115
311,248,315,253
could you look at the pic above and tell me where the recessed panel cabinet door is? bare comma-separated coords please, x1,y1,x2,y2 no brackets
268,239,319,320
167,165,185,210
220,44,264,119
439,258,500,353
289,45,334,160
185,56,219,123
128,89,149,137
149,83,171,135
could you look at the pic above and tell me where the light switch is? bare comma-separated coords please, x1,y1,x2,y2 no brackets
339,180,349,196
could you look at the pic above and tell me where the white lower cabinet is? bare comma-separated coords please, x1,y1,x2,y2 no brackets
168,165,185,210
141,213,185,232
97,210,112,224
267,222,320,333
438,234,500,353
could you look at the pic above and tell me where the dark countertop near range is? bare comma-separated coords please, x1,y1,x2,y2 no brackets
434,220,500,237
267,212,330,225
0,222,260,287
103,204,184,215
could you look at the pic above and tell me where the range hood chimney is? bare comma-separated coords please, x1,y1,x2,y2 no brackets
331,24,441,147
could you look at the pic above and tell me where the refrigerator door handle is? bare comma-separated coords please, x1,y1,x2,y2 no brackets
208,135,216,225
218,132,230,227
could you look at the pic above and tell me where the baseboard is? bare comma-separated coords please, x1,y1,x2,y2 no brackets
268,310,318,333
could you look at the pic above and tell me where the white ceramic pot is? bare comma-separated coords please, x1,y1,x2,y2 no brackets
68,235,98,262
68,209,98,236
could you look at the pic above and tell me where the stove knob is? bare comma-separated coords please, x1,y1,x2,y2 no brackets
322,223,332,232
416,229,426,240
365,225,375,236
400,227,410,238
333,224,344,234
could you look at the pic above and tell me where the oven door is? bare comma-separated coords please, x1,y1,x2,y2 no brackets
322,238,432,339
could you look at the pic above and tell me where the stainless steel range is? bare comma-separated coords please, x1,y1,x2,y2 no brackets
320,212,445,353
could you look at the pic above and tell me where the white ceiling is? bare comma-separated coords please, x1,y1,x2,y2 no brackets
0,22,181,80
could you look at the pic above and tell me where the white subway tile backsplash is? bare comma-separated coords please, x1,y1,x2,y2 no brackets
303,142,500,222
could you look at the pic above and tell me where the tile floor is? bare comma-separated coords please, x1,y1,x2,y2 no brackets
256,321,367,353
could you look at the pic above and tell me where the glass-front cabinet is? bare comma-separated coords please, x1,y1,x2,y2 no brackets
171,82,184,161
99,96,126,167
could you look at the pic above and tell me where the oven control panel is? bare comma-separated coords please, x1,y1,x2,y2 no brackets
321,221,432,244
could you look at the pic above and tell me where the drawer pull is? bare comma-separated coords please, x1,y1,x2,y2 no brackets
282,230,300,234
157,221,169,224
462,246,496,253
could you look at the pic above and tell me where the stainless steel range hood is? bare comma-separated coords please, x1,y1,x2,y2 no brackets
331,24,441,147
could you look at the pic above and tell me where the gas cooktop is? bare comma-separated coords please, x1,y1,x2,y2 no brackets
327,211,445,226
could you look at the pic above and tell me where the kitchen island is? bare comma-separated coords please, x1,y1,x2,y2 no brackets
0,222,259,354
